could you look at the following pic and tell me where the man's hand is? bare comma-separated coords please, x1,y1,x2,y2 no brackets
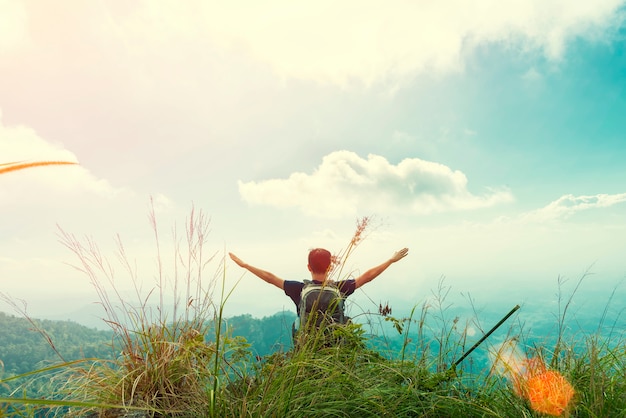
390,248,409,263
228,252,284,289
229,252,246,268
354,247,410,289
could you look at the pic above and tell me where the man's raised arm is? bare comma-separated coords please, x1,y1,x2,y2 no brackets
354,248,409,289
229,253,285,290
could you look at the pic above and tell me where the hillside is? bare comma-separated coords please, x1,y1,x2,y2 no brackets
0,310,297,378
0,312,114,376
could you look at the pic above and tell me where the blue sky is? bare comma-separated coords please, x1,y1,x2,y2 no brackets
1,1,625,329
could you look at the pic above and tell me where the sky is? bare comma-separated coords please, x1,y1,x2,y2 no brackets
1,1,625,331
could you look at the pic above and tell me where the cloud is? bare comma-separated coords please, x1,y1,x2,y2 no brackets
3,1,623,93
238,150,513,218
0,112,77,162
0,114,128,203
521,193,626,222
197,0,626,86
0,114,160,257
0,116,184,304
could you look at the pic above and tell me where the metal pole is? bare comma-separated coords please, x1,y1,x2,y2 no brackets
453,304,520,367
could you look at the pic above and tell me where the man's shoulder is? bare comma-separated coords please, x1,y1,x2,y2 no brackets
284,280,305,286
334,279,356,295
283,280,305,295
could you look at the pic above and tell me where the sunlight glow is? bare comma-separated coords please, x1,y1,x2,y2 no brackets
490,340,575,416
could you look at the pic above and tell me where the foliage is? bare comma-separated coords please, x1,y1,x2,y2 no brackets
1,208,624,417
221,323,461,418
46,201,230,417
217,311,296,357
0,309,113,413
0,312,112,377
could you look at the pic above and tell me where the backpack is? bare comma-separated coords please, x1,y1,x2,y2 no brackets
297,280,347,331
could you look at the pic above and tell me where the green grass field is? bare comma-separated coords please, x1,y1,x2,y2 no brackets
1,196,623,417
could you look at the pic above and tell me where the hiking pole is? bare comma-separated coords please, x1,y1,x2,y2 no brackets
422,305,520,388
421,304,521,390
453,304,520,368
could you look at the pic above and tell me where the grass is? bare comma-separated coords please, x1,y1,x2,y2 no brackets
51,201,230,417
1,207,625,417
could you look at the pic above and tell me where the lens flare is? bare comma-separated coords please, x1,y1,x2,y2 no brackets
490,340,575,417
0,161,77,175
524,370,575,416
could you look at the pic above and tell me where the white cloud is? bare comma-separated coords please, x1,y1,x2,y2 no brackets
521,193,626,222
3,1,623,91
0,116,186,309
238,150,513,218
0,115,160,262
0,112,77,162
196,0,625,86
0,114,129,202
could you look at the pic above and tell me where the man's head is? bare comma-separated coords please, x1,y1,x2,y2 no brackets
308,248,332,275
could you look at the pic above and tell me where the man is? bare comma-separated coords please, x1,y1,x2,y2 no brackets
228,247,409,319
